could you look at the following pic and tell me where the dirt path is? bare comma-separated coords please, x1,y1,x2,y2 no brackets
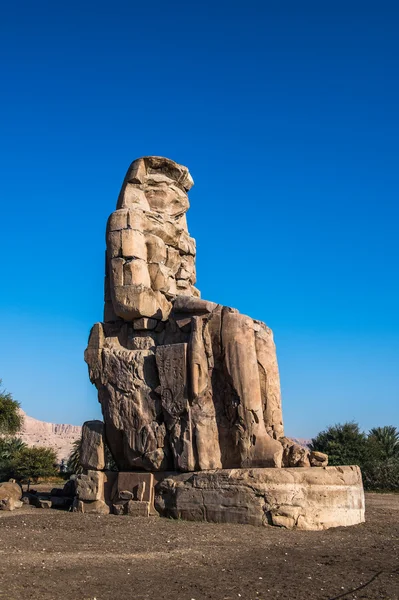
0,493,398,600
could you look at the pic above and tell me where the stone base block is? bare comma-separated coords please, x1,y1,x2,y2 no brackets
111,472,156,514
154,466,365,530
112,499,151,516
73,499,110,515
75,470,106,502
126,500,150,517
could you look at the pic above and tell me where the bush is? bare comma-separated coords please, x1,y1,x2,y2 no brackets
310,422,370,466
0,436,26,461
362,459,399,492
0,437,27,481
9,447,58,482
311,421,399,492
0,380,23,435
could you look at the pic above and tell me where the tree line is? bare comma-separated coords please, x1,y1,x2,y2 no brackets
311,422,399,490
0,380,58,481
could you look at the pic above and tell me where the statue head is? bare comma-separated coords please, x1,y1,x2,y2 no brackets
104,157,199,323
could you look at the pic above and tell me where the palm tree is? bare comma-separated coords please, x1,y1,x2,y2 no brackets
66,438,83,474
368,426,399,460
66,435,117,474
0,437,27,461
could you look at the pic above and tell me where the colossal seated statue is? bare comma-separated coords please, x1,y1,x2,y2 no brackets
85,156,285,472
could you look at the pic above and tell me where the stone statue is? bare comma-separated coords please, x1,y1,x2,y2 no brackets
79,156,365,530
85,156,285,472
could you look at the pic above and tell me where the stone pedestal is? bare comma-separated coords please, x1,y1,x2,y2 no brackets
154,466,365,530
79,463,364,529
82,156,366,529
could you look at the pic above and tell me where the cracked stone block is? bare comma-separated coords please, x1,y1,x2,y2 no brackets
154,466,365,530
126,500,150,517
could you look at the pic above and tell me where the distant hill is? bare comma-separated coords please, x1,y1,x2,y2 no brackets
289,437,311,448
17,410,82,462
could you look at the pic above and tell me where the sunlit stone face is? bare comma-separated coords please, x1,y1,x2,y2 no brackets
104,156,199,323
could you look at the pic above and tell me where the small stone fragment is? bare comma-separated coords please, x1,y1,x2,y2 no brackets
0,482,22,511
118,490,134,501
113,502,127,515
310,451,328,467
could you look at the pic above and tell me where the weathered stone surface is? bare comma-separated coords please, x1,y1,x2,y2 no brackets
62,478,77,497
72,499,84,512
112,473,154,507
75,471,105,502
133,317,158,331
253,321,284,439
84,157,310,474
50,496,73,509
173,296,218,315
118,490,134,501
310,451,329,467
79,156,371,529
104,158,198,324
281,439,311,468
0,482,22,510
156,343,194,471
136,481,146,501
24,494,52,509
86,299,289,472
155,466,365,530
74,499,110,515
22,493,45,508
80,420,105,471
0,497,22,511
113,502,126,515
0,481,22,502
126,500,150,517
220,308,283,468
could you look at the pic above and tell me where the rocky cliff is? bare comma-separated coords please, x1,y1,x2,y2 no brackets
17,411,82,462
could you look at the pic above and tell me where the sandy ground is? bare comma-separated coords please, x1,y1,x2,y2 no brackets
0,493,398,600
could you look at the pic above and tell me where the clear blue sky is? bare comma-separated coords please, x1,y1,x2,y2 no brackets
1,1,398,438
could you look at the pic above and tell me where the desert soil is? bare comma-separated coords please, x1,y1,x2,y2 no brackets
0,493,398,600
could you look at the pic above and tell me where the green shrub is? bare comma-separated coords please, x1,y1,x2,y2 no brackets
0,437,27,481
9,446,58,482
311,421,399,492
362,458,399,492
310,422,369,466
0,380,23,435
0,436,26,461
